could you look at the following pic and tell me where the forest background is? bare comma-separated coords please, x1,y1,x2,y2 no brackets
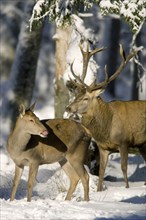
0,0,146,151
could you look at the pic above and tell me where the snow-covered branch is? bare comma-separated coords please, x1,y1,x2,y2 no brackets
99,0,146,33
30,0,145,33
29,0,95,30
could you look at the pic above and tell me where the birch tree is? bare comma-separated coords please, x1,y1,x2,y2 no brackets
53,26,72,117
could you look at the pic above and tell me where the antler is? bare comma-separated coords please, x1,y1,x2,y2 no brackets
106,44,137,84
68,40,105,93
90,44,138,91
79,41,105,82
66,63,87,94
68,41,137,94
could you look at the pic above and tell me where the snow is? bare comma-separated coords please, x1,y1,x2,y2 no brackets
63,15,99,87
99,0,118,11
33,0,46,16
1,140,146,219
1,65,146,219
139,74,146,100
1,2,146,219
99,0,146,32
1,98,145,219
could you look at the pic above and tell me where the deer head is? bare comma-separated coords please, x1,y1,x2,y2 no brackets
18,103,48,138
66,41,138,114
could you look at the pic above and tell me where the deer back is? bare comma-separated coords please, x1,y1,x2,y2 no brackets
47,119,91,152
109,100,146,145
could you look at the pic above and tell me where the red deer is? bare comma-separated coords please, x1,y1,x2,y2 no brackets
7,103,90,201
66,42,146,191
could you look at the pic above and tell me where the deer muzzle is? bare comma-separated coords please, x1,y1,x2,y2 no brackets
40,130,48,138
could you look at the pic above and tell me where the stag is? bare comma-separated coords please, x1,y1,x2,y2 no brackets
7,103,90,201
66,42,146,191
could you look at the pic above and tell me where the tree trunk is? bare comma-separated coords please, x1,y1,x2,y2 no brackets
54,26,72,118
132,32,141,100
106,19,121,98
0,1,23,79
4,0,43,127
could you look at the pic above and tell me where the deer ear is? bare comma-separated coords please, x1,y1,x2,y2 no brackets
93,89,104,97
29,102,36,112
19,104,25,118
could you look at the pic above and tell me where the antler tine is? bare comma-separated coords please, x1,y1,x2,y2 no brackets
67,61,89,95
90,47,105,57
125,49,138,64
70,62,88,88
88,44,138,92
107,44,137,84
97,65,109,89
87,65,109,91
79,41,105,58
66,75,85,94
69,42,138,94
79,41,91,82
79,40,105,82
69,40,106,93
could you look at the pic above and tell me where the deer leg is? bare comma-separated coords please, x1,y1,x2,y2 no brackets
97,148,109,191
139,143,146,185
78,168,89,201
119,146,129,188
139,143,146,161
27,164,38,202
59,160,80,200
10,165,24,201
66,138,90,201
66,157,89,201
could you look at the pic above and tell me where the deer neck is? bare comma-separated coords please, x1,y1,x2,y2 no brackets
7,120,31,158
81,97,113,141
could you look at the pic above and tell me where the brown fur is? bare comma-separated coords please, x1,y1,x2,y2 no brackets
66,41,145,191
7,104,90,201
67,91,146,191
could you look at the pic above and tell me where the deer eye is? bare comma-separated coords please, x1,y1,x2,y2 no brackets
29,119,34,123
83,97,88,101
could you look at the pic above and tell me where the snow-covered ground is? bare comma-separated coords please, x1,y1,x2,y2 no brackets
1,2,146,219
1,146,146,219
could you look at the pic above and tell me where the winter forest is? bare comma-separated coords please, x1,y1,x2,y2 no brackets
0,1,146,220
